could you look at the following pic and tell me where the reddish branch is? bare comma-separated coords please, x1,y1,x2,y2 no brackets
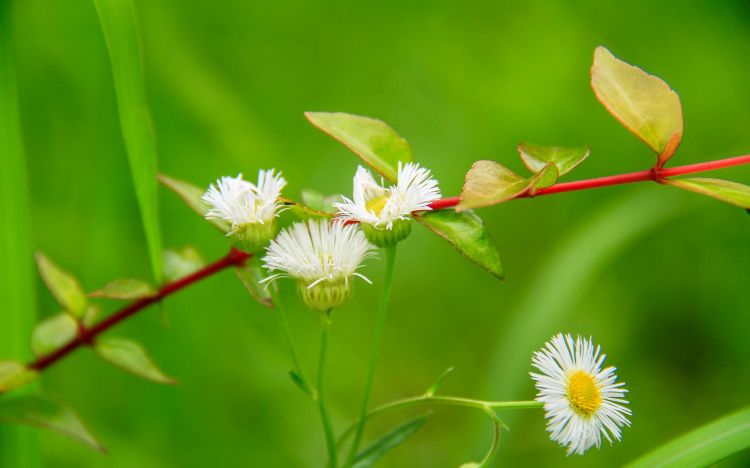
28,247,252,372
24,154,750,375
427,154,750,210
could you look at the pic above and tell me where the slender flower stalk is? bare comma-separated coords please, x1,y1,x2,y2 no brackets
345,245,397,465
316,311,337,468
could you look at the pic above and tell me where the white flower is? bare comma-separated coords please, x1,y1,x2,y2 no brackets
202,169,286,231
262,220,375,310
530,333,631,456
334,162,441,230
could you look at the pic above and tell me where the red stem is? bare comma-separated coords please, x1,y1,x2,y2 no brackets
427,154,750,209
28,247,251,372
22,154,750,375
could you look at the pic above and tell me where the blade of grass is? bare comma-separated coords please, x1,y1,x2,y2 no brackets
626,406,750,468
92,0,162,282
0,1,41,465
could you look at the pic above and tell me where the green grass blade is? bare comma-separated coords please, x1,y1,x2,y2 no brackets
0,1,41,465
92,0,162,282
626,406,750,468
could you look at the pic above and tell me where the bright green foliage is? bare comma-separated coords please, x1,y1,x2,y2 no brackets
416,210,503,279
94,337,175,384
518,142,590,177
458,160,532,210
425,367,454,397
0,361,38,393
30,314,78,357
529,162,559,192
300,189,339,213
163,247,205,282
235,257,274,308
591,46,683,165
0,394,103,451
665,178,750,209
34,253,87,320
0,0,40,463
305,112,413,182
89,279,155,300
352,415,429,467
627,405,750,468
93,0,162,282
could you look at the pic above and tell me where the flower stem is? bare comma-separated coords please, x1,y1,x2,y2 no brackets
477,416,502,468
268,281,312,397
338,395,542,448
345,244,397,465
317,311,338,468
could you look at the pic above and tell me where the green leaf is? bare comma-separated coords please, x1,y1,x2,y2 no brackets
425,367,454,397
94,337,175,384
30,314,78,357
93,0,162,282
591,46,683,165
0,394,103,451
626,406,750,468
0,361,38,393
288,370,312,396
235,257,274,308
89,278,155,300
158,173,231,232
305,112,413,182
665,178,750,209
457,160,532,210
162,246,205,282
300,189,339,213
82,305,100,328
416,210,503,279
34,253,87,320
518,142,590,177
529,162,559,192
353,415,429,467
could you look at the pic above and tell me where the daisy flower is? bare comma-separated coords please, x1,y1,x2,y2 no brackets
334,162,441,247
262,219,376,310
530,333,631,456
202,169,286,250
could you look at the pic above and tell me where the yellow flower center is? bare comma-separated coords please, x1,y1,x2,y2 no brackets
567,370,602,417
365,195,389,216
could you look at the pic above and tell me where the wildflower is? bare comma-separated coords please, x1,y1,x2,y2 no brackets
335,162,441,247
262,220,375,310
202,170,286,251
530,333,631,456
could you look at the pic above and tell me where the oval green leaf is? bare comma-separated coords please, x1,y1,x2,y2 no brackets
665,178,750,209
305,112,413,182
93,0,162,282
94,337,175,384
163,246,205,282
529,162,559,192
0,361,38,393
31,314,78,357
353,414,429,467
416,210,504,279
89,278,155,300
34,252,87,320
518,142,590,177
591,46,683,165
235,257,274,308
626,406,750,468
457,160,531,210
158,173,231,233
0,394,104,451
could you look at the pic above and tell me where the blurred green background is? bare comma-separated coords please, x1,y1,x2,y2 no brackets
3,0,749,466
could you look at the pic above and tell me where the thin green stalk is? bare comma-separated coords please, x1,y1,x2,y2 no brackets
317,311,337,467
345,245,397,465
0,1,40,466
338,395,542,447
268,283,312,397
477,416,501,468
